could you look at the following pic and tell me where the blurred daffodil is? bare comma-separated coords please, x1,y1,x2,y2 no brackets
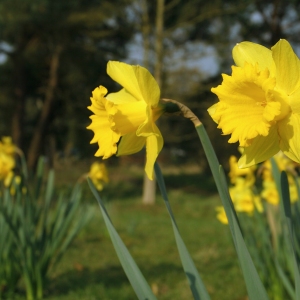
229,177,262,214
88,162,109,191
87,61,164,180
261,180,279,205
261,153,298,204
0,136,16,155
228,155,256,186
0,137,16,187
216,206,228,224
209,39,300,168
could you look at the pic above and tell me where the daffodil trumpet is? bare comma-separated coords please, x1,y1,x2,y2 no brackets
208,39,300,168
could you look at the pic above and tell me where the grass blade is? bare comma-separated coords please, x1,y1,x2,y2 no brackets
274,256,295,299
155,163,210,300
87,178,157,300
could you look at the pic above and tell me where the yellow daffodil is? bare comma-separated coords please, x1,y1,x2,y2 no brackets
88,162,109,191
0,137,16,155
228,155,256,186
261,180,279,205
229,176,263,214
229,178,257,214
261,154,299,204
273,151,298,175
0,150,15,187
87,61,164,180
216,206,228,224
209,39,300,168
253,196,264,213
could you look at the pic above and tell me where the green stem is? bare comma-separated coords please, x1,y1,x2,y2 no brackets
36,267,43,300
194,123,269,300
24,273,34,300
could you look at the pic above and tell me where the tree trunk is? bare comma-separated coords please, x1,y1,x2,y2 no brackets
11,53,26,148
154,0,164,86
142,0,164,205
27,45,62,170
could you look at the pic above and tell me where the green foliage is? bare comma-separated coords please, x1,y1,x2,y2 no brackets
88,122,300,300
86,123,264,300
0,157,93,300
198,122,300,299
0,194,21,298
88,178,157,300
39,191,243,300
235,161,300,300
240,204,298,300
195,124,269,299
154,163,210,300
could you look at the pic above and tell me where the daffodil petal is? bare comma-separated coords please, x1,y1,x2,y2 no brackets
144,125,163,180
211,65,277,146
106,88,137,104
87,86,120,158
233,42,275,74
113,101,147,135
117,132,146,156
289,87,300,113
278,113,300,163
88,86,108,115
87,115,120,158
107,61,160,106
207,103,219,123
238,126,280,168
136,108,157,137
272,39,300,94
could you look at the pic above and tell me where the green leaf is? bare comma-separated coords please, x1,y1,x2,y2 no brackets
44,170,55,208
35,156,45,199
87,178,157,300
280,172,300,300
195,124,269,300
154,163,211,300
0,162,92,300
274,256,295,299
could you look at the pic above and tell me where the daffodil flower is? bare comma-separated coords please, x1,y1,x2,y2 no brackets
208,39,300,167
229,177,260,214
88,162,109,191
216,206,228,224
261,154,299,205
87,61,164,180
0,137,16,187
228,155,256,186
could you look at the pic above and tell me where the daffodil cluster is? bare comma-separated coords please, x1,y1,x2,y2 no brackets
209,39,300,168
216,155,262,224
87,61,164,180
261,152,299,205
217,152,299,224
0,137,16,187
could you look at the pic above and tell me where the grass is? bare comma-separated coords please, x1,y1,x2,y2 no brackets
47,194,246,299
13,161,247,299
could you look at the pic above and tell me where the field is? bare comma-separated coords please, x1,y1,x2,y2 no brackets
14,160,247,300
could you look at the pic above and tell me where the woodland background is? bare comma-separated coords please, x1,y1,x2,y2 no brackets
0,0,299,173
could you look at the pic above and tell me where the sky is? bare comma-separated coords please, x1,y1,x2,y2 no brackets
126,33,220,79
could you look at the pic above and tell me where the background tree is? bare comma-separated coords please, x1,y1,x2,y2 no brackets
1,0,300,178
0,0,133,170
